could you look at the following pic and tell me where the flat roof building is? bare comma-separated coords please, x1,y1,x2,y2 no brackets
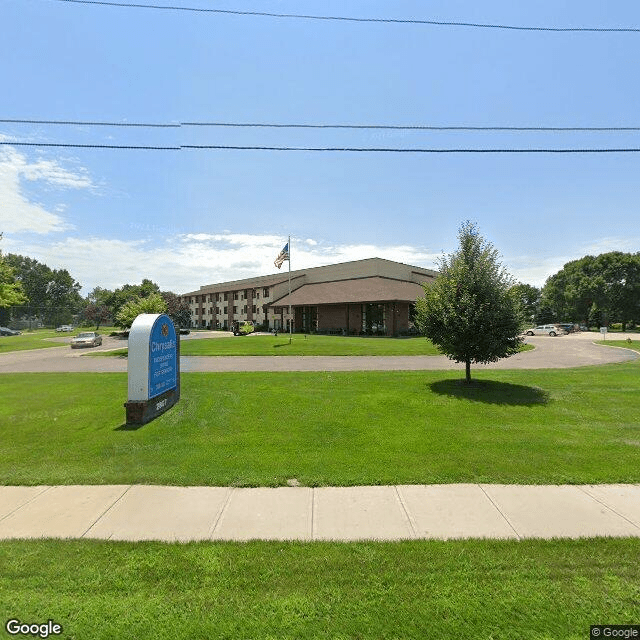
179,257,437,336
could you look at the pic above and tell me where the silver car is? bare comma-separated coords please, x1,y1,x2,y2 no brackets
525,324,566,337
70,332,103,348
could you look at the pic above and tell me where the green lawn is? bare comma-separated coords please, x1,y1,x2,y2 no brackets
92,333,534,357
0,326,118,353
596,339,640,354
2,362,639,486
1,538,638,640
182,334,443,355
105,334,444,357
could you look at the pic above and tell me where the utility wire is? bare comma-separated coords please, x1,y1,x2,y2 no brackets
3,118,640,132
50,0,640,33
3,141,640,153
183,145,640,153
183,122,640,132
0,142,180,150
0,118,178,128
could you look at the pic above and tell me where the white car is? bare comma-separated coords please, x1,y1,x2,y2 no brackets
70,332,103,348
56,325,74,332
525,324,566,337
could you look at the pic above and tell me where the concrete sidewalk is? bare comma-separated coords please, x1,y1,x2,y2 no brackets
1,484,639,542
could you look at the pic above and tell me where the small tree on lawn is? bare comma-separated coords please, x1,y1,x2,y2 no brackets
115,293,167,330
415,221,523,383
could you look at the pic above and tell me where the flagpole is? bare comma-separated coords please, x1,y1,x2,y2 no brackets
288,235,292,343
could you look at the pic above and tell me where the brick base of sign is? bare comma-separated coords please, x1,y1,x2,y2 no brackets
124,387,180,425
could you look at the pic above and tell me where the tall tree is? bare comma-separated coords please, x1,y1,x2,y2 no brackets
115,293,167,329
4,254,82,324
415,222,523,383
105,279,161,318
81,286,113,330
161,291,191,329
541,252,640,329
510,282,541,325
0,252,27,310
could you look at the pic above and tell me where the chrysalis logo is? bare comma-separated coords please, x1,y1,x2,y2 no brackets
161,323,169,337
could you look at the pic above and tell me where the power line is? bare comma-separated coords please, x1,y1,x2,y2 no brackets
3,118,640,132
183,145,640,153
0,141,180,150
50,0,640,33
183,122,640,132
0,118,178,128
3,141,640,153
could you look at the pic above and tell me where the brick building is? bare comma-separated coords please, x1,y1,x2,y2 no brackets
179,258,437,336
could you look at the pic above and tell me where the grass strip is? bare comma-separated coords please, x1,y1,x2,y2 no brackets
93,334,443,357
596,339,640,354
89,334,534,357
0,327,118,353
1,363,639,486
1,538,638,640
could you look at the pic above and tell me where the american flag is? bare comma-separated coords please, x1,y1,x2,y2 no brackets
274,243,289,269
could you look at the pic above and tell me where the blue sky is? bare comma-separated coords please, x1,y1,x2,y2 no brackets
1,0,640,295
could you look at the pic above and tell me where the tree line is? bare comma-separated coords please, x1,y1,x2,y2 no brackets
511,252,640,331
2,240,638,333
0,250,190,330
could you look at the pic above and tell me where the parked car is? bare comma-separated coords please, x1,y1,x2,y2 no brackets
70,332,103,348
556,323,576,334
56,325,74,332
0,327,21,336
524,324,566,337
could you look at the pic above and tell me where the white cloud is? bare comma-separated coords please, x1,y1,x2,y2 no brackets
7,225,634,296
505,236,640,287
582,237,639,256
0,146,93,234
3,233,441,295
506,255,574,288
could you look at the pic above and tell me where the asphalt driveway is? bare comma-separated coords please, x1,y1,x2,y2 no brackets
0,332,636,373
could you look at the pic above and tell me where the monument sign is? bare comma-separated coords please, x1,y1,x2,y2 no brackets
124,313,180,425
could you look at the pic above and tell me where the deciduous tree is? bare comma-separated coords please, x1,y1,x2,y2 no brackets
115,293,167,329
4,254,83,324
415,222,523,383
541,252,640,330
510,282,541,324
0,252,26,309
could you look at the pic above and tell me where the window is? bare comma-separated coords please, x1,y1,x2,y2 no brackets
255,291,260,300
233,306,238,314
234,292,238,300
252,305,256,314
223,293,228,301
223,307,227,315
263,288,269,297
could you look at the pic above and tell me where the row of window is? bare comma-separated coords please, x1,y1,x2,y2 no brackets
186,287,270,305
191,305,261,316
